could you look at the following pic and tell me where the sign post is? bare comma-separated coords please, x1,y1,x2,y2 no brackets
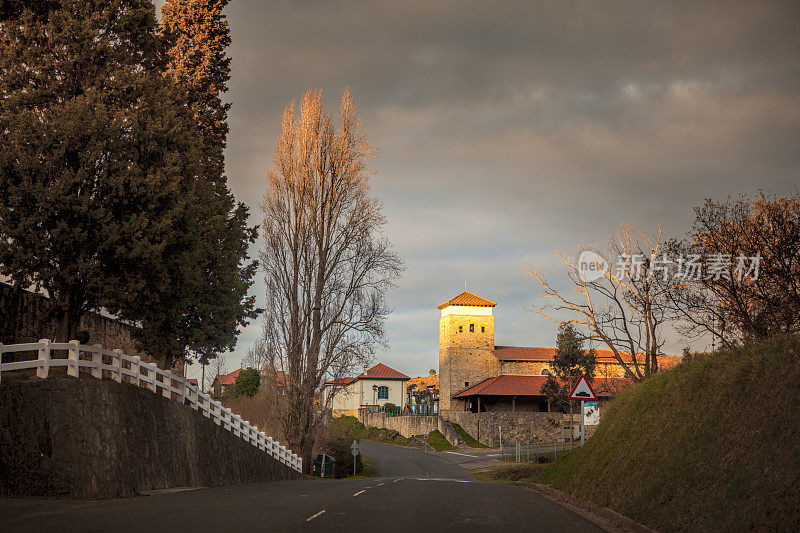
568,375,598,447
424,429,429,452
350,440,359,476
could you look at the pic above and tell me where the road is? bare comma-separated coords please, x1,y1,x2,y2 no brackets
0,441,604,532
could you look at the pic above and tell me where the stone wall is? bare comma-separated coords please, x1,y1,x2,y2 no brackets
357,410,459,445
0,282,179,372
449,411,563,447
0,376,302,499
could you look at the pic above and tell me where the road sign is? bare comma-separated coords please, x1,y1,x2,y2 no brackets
424,429,429,440
350,440,359,457
568,375,597,401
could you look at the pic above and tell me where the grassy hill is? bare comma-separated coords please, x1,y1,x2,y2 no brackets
533,335,800,531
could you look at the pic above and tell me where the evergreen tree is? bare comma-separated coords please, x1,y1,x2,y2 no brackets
234,367,260,398
0,0,204,343
117,0,259,369
542,324,597,412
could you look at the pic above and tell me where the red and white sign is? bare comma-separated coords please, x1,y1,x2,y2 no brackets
568,375,598,401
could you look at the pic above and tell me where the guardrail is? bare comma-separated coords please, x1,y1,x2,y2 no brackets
0,340,302,473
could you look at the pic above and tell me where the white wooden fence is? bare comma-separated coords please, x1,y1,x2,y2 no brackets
0,340,302,473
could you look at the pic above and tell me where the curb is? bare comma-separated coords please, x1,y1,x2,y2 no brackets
515,482,656,533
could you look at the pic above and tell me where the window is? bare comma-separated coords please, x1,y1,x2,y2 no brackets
469,323,474,332
459,325,463,332
377,386,388,400
465,381,469,387
481,326,485,333
541,369,551,376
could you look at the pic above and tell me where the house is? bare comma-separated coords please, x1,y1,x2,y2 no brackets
406,373,439,414
211,368,241,397
327,363,409,417
438,290,679,417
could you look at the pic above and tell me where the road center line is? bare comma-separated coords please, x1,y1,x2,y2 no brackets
306,510,325,522
353,490,366,496
393,478,402,483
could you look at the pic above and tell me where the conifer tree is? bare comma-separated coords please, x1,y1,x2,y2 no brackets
0,0,204,344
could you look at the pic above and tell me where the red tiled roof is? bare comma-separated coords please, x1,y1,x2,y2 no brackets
188,379,198,386
494,346,680,368
453,375,631,399
437,291,497,310
324,376,355,386
217,368,241,386
356,363,410,380
275,371,288,387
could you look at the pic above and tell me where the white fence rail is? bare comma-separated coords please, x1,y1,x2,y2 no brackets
0,340,302,473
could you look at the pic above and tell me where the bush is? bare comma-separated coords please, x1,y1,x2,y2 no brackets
316,430,363,478
234,368,260,398
384,402,397,414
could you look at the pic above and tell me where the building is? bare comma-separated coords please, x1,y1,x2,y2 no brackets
212,368,241,397
406,373,439,414
438,290,679,417
327,363,409,417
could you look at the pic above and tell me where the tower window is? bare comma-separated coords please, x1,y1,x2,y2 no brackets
469,323,474,332
459,325,463,333
465,382,469,387
541,369,551,376
481,326,485,333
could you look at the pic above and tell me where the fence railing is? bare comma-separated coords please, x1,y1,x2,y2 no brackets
0,340,302,473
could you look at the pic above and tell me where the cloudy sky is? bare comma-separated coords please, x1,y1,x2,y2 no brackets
175,0,800,383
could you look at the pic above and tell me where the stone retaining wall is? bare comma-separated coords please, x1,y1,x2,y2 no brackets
0,376,302,499
357,410,459,445
449,411,563,446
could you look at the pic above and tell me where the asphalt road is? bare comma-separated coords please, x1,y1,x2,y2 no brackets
0,441,603,532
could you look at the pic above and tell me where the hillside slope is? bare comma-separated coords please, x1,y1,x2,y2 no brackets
535,335,800,531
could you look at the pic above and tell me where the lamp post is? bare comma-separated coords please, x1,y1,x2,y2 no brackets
372,384,378,409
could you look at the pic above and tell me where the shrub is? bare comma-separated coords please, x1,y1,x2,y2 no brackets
383,402,397,414
234,368,260,398
316,430,363,478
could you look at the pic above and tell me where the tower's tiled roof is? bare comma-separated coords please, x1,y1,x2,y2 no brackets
437,291,497,310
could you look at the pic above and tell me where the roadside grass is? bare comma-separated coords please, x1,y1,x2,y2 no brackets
472,463,547,484
329,416,414,447
451,423,488,448
417,430,456,451
531,335,800,532
346,458,372,479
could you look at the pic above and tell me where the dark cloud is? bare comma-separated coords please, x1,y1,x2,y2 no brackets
170,0,800,380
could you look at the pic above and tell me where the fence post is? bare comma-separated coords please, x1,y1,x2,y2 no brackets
131,356,141,386
162,371,172,399
67,340,80,378
36,339,51,379
112,348,123,383
91,343,102,378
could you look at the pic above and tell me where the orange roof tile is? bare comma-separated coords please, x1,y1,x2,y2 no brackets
356,363,409,380
494,346,679,367
437,291,497,310
453,375,631,398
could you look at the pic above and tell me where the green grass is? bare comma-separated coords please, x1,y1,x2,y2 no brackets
417,429,457,451
472,463,546,484
451,423,488,448
531,335,800,532
346,458,373,479
329,416,413,446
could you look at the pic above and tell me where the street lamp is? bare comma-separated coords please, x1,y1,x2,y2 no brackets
372,384,378,409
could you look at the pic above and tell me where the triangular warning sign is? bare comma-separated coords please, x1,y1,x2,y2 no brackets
568,375,598,401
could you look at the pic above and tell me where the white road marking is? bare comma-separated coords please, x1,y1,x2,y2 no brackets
306,510,325,522
393,478,402,483
353,490,366,496
409,478,472,483
445,451,478,458
377,483,384,486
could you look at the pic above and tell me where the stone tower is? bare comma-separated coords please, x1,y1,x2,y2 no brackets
438,291,500,419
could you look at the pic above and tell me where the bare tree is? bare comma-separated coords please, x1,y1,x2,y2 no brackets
205,354,229,394
260,89,403,470
529,224,679,382
665,193,800,349
241,339,269,372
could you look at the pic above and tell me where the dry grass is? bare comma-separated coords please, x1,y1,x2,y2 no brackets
534,335,800,531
